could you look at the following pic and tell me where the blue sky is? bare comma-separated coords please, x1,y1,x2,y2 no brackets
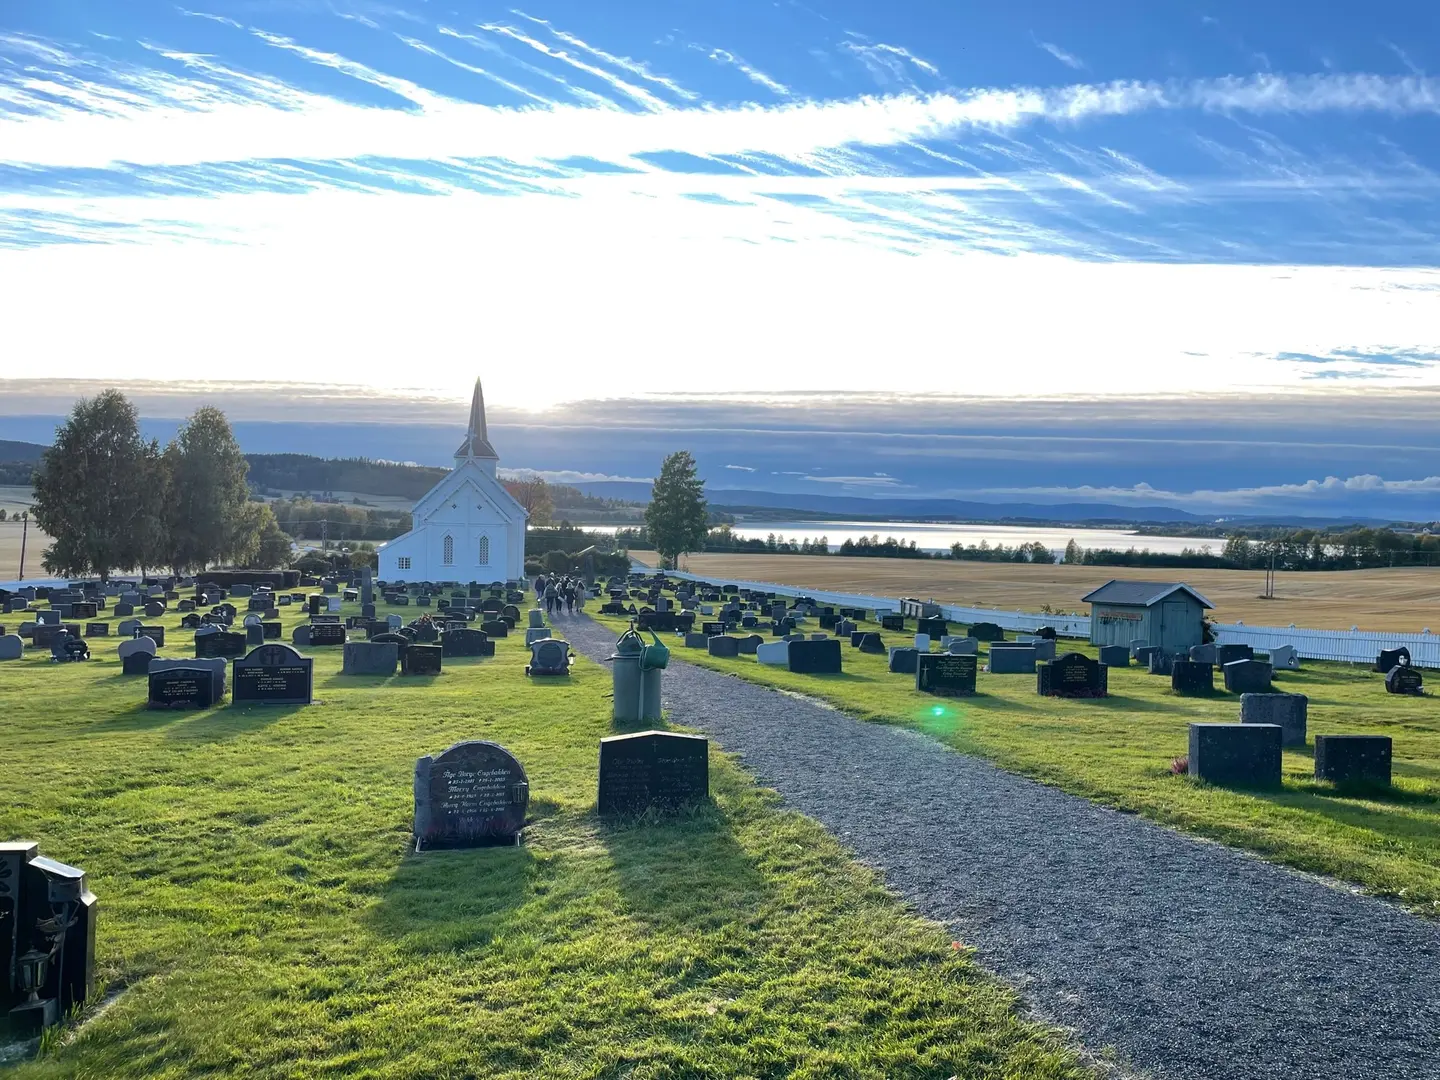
2,1,1440,517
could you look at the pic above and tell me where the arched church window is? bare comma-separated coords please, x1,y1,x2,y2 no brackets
442,534,454,566
477,535,490,565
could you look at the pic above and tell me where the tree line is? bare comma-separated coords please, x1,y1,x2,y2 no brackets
30,390,290,581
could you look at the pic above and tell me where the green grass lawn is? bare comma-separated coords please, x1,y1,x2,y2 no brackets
591,599,1440,916
0,595,1088,1079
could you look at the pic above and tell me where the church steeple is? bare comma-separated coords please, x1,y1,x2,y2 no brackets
455,377,499,462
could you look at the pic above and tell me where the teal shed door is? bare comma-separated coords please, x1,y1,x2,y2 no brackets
1159,600,1191,650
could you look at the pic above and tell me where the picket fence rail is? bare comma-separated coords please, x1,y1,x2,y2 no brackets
657,566,1436,668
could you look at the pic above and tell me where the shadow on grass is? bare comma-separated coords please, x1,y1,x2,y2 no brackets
366,842,536,954
169,702,306,741
95,699,192,732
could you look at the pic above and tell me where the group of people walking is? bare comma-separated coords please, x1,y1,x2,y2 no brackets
535,573,586,616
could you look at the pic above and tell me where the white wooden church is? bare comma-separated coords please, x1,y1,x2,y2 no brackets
378,378,528,582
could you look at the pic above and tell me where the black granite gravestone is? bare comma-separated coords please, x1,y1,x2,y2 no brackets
232,643,313,706
1385,664,1424,695
888,647,919,674
917,617,948,639
916,652,978,697
1171,660,1214,695
308,623,347,647
967,621,1005,642
121,651,153,675
402,643,442,675
481,619,509,638
1375,647,1411,673
1223,659,1273,694
1037,652,1107,697
881,614,905,632
147,665,215,709
598,730,709,816
195,631,247,658
414,740,529,848
442,627,494,657
1314,734,1392,787
788,638,842,674
857,632,885,654
1188,723,1281,788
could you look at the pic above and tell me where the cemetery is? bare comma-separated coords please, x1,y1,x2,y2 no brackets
0,577,1091,1078
588,573,1440,918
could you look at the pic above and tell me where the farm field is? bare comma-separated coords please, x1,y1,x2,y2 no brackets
0,485,45,582
640,552,1440,633
0,595,1084,1079
592,599,1440,916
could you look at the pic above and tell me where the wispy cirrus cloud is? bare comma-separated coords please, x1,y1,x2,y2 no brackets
1036,39,1086,70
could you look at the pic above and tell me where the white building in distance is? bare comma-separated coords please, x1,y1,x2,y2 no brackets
378,378,528,583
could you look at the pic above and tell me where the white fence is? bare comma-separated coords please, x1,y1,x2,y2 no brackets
654,566,1437,667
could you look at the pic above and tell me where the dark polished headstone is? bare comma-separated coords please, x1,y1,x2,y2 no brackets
881,614,905,632
414,740,529,848
442,627,493,657
856,632,884,654
1038,652,1107,698
147,665,216,709
1375,647,1411,673
1385,665,1424,695
598,730,708,816
232,643,313,706
1098,645,1130,667
916,652,977,696
402,643,442,675
1223,659,1273,695
196,630,247,658
889,646,919,674
308,623,347,647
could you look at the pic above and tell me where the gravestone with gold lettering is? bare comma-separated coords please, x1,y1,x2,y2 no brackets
413,741,529,849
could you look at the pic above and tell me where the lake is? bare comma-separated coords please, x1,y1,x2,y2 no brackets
592,520,1213,558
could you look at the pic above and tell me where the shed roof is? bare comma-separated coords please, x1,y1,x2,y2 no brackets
1081,580,1214,610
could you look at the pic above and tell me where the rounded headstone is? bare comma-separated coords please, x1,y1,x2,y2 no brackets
413,741,529,849
117,636,158,660
0,634,23,660
292,625,312,647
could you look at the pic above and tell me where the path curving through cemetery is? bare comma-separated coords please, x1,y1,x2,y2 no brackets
562,614,1440,1080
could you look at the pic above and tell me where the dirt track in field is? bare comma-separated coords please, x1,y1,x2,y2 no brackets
637,552,1440,632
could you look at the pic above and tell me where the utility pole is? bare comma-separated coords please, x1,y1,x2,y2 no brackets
18,511,28,581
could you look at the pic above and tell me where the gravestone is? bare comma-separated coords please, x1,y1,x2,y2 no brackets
1189,643,1218,664
708,635,740,658
117,636,157,661
1240,693,1308,747
1314,735,1392,788
788,638,842,674
1188,723,1282,788
1135,645,1160,668
443,628,494,657
968,622,1005,642
263,622,282,640
196,631,246,658
121,650,153,675
947,637,979,655
756,641,789,666
1269,645,1300,670
1098,645,1130,667
917,617,948,639
232,643,313,706
702,621,726,637
989,645,1036,675
888,647,919,674
292,625,311,647
413,740,529,848
0,634,22,661
1038,653,1107,698
481,619,509,638
150,657,225,701
1129,638,1150,660
144,601,166,619
1375,647,1411,673
245,624,263,647
308,623,347,647
71,601,97,620
1171,660,1213,695
1034,626,1058,640
342,642,400,676
138,625,165,647
738,634,764,655
913,632,931,652
916,652,978,697
598,731,709,816
85,623,109,638
881,614,905,632
1216,643,1253,667
1385,665,1424,695
1223,659,1273,695
1148,650,1175,676
402,644,442,675
683,632,708,649
147,665,216,709
1032,639,1057,662
113,602,134,618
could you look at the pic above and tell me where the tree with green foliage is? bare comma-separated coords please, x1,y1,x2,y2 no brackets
503,476,555,526
236,502,292,569
1063,539,1084,564
645,451,708,569
31,390,164,582
160,406,252,573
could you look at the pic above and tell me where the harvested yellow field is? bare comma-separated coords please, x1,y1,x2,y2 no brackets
0,485,45,581
642,552,1440,633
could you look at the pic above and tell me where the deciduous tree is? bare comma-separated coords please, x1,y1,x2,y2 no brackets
161,406,252,573
31,390,163,581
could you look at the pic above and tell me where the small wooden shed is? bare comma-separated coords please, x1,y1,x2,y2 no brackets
1082,580,1213,651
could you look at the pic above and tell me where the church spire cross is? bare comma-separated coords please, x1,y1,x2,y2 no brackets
455,376,499,460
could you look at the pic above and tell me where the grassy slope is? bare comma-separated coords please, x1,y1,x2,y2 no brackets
0,600,1086,1079
592,604,1440,916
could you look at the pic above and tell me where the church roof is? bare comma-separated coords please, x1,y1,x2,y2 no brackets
455,377,499,460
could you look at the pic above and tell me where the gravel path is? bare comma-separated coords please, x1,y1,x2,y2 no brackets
561,614,1440,1080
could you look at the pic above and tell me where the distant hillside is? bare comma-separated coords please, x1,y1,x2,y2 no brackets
0,440,47,484
0,440,48,462
245,454,448,500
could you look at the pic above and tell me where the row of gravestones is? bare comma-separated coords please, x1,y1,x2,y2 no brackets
413,731,709,849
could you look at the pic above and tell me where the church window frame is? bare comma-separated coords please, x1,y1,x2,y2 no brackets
442,534,454,566
477,534,490,566
397,556,411,571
